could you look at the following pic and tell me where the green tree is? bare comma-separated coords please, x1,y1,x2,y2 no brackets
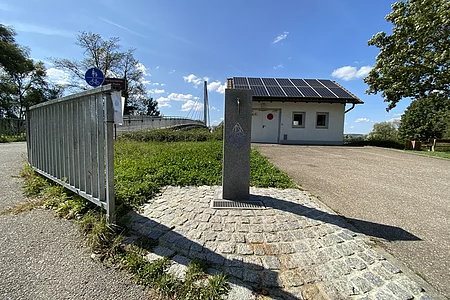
0,25,28,75
366,121,399,141
365,0,450,111
398,95,450,140
52,31,160,115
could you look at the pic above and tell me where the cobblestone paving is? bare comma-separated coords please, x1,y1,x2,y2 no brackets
128,186,440,300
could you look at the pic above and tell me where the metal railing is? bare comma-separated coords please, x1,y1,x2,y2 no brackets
26,85,116,222
115,115,205,135
0,117,26,137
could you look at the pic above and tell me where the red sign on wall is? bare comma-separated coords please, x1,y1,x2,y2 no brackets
267,113,274,120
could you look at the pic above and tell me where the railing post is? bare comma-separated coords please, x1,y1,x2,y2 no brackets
105,92,116,224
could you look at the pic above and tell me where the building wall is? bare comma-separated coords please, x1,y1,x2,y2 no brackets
252,102,346,145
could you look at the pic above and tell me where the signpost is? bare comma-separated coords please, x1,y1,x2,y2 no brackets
102,77,126,91
85,68,105,87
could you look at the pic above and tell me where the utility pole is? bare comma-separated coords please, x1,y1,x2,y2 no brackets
203,80,209,127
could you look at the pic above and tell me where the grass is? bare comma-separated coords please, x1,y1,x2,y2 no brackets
115,139,296,212
405,150,450,160
0,135,26,143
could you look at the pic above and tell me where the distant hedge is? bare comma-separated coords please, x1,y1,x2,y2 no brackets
118,127,223,143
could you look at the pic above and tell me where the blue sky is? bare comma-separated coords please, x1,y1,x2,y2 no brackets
1,0,410,133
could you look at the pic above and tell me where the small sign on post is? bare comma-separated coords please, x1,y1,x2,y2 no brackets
85,68,105,87
102,78,126,91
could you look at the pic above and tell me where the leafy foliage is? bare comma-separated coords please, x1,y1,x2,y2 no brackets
52,31,159,115
365,0,450,110
114,139,296,210
366,121,399,141
119,128,222,143
398,95,450,140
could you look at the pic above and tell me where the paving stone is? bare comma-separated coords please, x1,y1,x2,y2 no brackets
334,279,358,296
373,265,394,280
278,243,295,254
226,279,257,300
243,269,260,283
215,210,229,216
189,249,206,261
187,229,202,240
204,241,218,251
396,277,424,294
276,223,291,232
374,289,397,300
262,223,277,233
332,260,353,276
336,243,355,257
225,255,243,268
229,210,242,217
196,214,211,222
293,241,309,252
242,210,255,217
206,252,225,265
242,256,264,270
362,271,384,287
290,229,305,240
212,223,223,231
328,247,343,260
224,223,236,232
317,263,340,281
232,233,246,243
168,262,189,280
280,270,304,287
351,276,373,294
209,216,222,223
216,232,232,242
172,216,188,226
246,233,264,243
264,233,280,243
278,231,296,242
239,217,250,224
299,267,317,284
217,242,235,254
236,243,253,255
226,267,244,279
336,231,354,241
345,256,367,271
237,224,251,233
419,296,435,300
253,244,266,256
263,270,283,288
386,282,413,300
190,242,203,252
358,252,376,265
202,232,217,242
366,249,386,261
279,255,299,269
262,256,281,270
381,261,402,274
145,252,164,263
250,225,264,233
147,230,164,240
197,222,212,231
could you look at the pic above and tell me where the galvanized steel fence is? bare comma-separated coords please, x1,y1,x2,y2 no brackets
26,85,116,222
115,115,205,135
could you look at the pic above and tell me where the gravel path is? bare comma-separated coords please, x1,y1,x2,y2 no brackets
0,142,150,300
254,144,450,299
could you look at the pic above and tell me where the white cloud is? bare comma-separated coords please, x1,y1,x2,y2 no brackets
156,66,160,69
355,117,370,123
156,97,171,108
183,73,209,87
210,106,219,111
331,65,373,81
136,62,150,76
169,70,176,74
168,93,195,101
273,31,289,44
273,64,283,70
149,89,165,94
350,126,355,129
181,100,203,112
207,81,227,94
46,68,71,85
6,21,75,37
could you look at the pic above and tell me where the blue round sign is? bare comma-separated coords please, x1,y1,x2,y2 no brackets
85,67,105,87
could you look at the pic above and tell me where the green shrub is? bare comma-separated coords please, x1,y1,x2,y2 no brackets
119,127,222,143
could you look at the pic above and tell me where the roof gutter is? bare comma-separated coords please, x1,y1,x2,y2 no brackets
345,103,356,114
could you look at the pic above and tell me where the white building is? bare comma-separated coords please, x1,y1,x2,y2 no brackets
227,77,363,145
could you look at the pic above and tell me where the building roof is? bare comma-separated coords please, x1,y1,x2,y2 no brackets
227,77,363,104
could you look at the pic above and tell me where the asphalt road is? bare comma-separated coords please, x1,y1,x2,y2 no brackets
254,144,450,299
0,142,150,300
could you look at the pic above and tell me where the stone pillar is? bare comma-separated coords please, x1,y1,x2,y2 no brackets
222,88,253,200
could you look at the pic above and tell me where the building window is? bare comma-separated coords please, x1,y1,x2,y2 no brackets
292,112,305,128
316,112,329,128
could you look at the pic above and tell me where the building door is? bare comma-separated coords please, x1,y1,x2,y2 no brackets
251,109,280,143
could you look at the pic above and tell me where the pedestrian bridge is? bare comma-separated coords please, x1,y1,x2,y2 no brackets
115,115,206,135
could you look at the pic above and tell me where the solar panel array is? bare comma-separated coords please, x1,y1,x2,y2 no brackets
233,77,355,99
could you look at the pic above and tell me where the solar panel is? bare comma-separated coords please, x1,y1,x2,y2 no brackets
233,77,248,85
234,85,250,89
266,86,285,96
276,78,295,87
262,78,279,86
304,79,323,87
250,85,269,96
329,88,353,98
290,79,309,87
282,86,303,97
314,87,337,98
297,86,320,97
247,77,263,86
318,79,338,88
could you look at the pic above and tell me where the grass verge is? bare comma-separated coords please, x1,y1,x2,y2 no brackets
115,139,296,211
405,150,450,160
